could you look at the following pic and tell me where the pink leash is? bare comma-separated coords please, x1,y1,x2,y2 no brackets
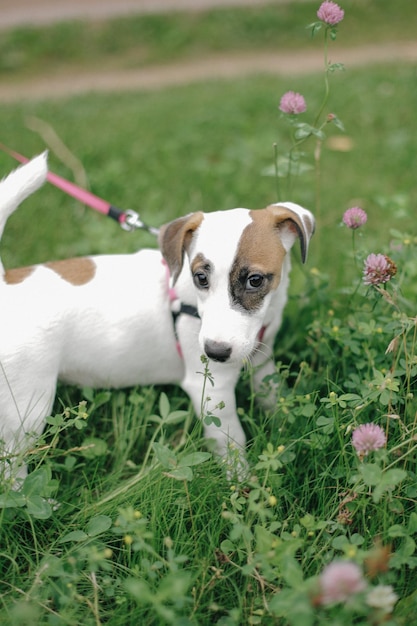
1,144,268,357
0,143,159,235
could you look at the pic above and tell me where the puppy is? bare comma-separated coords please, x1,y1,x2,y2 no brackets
0,154,314,481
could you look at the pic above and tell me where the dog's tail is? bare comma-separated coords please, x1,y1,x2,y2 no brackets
0,152,48,245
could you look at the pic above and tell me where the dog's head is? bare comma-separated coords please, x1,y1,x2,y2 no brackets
159,203,315,364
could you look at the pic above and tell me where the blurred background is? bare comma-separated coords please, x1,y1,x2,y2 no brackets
0,0,416,289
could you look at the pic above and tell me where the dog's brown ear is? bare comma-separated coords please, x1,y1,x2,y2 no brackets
159,212,204,283
266,204,315,263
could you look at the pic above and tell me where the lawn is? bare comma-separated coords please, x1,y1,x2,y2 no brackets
0,2,417,625
1,0,416,78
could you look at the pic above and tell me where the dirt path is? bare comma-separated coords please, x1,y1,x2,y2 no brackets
0,0,301,29
1,41,417,103
1,1,417,103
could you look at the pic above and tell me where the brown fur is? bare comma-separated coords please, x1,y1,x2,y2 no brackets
159,212,204,282
5,257,96,286
226,208,287,311
240,208,288,289
191,252,210,276
4,266,34,285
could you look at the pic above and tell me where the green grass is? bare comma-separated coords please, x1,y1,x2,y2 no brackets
1,2,417,625
0,0,416,79
0,65,416,284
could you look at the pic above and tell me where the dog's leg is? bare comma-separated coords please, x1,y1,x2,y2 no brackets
182,359,248,479
250,334,278,411
0,364,56,484
177,320,247,476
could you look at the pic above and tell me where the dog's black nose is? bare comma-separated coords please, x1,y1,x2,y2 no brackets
204,340,232,363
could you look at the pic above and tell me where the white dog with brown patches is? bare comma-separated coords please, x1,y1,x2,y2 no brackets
0,153,314,480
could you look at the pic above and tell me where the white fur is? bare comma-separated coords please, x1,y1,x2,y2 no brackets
0,155,314,481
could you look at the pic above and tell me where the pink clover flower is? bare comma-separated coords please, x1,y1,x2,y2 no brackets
363,253,397,286
279,91,307,115
319,561,366,605
317,1,345,26
342,207,367,230
352,423,387,457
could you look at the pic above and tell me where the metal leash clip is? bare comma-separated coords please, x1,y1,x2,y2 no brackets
121,209,160,236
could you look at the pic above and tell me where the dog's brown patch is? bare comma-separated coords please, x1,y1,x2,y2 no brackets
4,257,96,286
229,209,287,311
241,209,288,288
4,266,34,284
265,204,315,263
45,258,96,285
159,212,204,283
191,253,210,275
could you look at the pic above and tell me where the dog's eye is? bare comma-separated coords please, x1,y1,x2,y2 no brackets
246,274,264,291
194,271,209,289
